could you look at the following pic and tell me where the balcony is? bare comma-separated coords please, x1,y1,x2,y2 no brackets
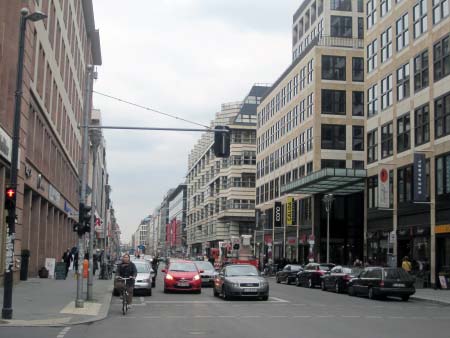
318,35,364,49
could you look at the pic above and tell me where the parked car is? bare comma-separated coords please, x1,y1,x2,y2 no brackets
295,263,335,288
162,260,202,293
193,261,218,286
276,265,303,284
113,259,153,296
320,266,362,293
348,267,415,301
213,264,269,300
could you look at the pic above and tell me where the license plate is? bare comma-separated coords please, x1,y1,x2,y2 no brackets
243,288,258,293
393,283,405,287
177,282,189,287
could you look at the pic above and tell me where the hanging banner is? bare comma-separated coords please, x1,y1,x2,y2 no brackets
286,197,294,225
378,167,390,209
413,153,427,202
274,201,282,227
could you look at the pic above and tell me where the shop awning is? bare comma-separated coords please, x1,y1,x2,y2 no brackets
281,168,367,196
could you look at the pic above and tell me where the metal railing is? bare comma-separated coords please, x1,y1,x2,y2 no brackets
318,35,364,49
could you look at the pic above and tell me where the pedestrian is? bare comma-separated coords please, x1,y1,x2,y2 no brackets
93,250,99,276
73,251,79,272
62,248,72,277
83,253,89,278
402,256,412,273
353,258,363,267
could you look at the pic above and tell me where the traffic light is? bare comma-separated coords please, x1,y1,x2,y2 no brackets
75,203,92,235
4,187,16,211
213,126,230,158
73,222,84,236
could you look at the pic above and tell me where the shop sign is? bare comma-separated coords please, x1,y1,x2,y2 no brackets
436,224,450,234
274,201,282,227
413,153,427,202
286,197,294,225
0,127,12,163
378,167,390,209
48,185,61,204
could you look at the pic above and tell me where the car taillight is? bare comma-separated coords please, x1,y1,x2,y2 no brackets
166,274,174,280
379,280,384,287
317,271,324,276
193,275,200,281
343,275,352,281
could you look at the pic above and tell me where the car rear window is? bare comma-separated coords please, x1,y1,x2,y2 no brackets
170,262,198,272
383,268,412,280
291,265,302,272
134,263,150,273
319,265,333,271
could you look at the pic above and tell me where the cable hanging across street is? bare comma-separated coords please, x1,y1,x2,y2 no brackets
93,91,211,129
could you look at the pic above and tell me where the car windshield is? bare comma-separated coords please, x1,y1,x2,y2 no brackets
319,265,333,271
134,263,150,273
194,261,214,271
383,268,412,280
169,262,198,272
291,265,302,271
226,265,258,276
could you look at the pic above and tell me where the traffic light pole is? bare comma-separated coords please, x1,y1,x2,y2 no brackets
76,65,94,308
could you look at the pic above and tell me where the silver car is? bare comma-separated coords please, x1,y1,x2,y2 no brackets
132,260,153,296
213,264,269,300
194,261,218,286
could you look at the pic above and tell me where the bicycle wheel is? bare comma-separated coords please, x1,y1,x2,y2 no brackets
122,290,127,315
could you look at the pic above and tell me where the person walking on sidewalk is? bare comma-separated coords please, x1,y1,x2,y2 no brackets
402,256,412,273
62,248,72,277
117,254,137,307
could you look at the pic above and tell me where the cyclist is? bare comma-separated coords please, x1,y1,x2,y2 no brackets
117,253,137,307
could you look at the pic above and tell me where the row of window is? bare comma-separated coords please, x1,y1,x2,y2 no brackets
322,89,364,116
322,55,364,81
257,128,314,179
321,124,365,151
293,0,324,46
293,19,324,60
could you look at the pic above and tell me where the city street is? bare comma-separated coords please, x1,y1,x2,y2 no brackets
2,275,450,338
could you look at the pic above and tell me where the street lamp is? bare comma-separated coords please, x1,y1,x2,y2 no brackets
322,194,335,264
2,8,47,320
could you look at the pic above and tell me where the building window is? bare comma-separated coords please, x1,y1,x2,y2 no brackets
352,57,364,82
353,91,364,116
368,84,378,117
307,93,314,117
300,67,306,89
396,13,409,51
381,122,393,158
322,89,346,115
413,0,428,39
380,0,392,17
330,0,352,11
330,16,352,37
321,124,346,150
357,0,364,12
433,35,450,82
367,0,377,29
433,0,450,25
397,113,411,153
414,104,430,146
307,161,314,174
307,127,314,151
367,39,378,73
367,176,378,208
307,59,314,83
398,166,413,203
321,159,346,169
436,154,450,195
353,160,364,169
381,74,393,110
396,63,410,101
435,92,450,138
381,27,392,63
367,129,378,164
414,50,429,92
293,74,298,96
322,55,346,80
353,126,364,151
358,17,364,39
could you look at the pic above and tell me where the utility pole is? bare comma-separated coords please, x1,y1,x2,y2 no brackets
76,65,94,308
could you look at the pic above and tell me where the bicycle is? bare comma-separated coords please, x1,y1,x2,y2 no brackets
116,276,134,315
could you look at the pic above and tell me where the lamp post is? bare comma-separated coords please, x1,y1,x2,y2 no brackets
2,8,47,320
322,194,335,264
87,128,102,300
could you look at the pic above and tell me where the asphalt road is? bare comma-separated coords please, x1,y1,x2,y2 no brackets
2,275,450,338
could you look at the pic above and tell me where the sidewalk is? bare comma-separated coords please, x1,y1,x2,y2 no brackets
412,288,450,305
0,271,113,326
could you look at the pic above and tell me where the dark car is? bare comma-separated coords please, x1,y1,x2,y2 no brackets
320,266,362,293
348,267,415,301
295,263,335,288
276,265,303,284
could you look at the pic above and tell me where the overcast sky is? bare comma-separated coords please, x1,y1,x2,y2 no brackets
92,0,301,242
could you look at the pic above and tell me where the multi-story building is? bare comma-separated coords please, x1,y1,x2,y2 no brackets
158,189,173,256
167,184,187,255
364,0,450,287
0,0,101,279
186,85,269,256
256,0,365,265
134,217,149,254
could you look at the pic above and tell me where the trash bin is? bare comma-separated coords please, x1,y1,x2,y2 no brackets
20,249,30,281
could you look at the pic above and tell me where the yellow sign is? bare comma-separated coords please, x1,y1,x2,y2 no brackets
436,224,450,234
286,197,294,225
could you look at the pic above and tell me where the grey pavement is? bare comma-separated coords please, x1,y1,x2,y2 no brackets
411,288,450,305
0,270,113,327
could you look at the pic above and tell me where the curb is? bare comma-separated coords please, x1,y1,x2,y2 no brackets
411,296,450,306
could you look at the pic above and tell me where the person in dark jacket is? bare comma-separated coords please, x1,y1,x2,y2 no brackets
117,254,137,305
62,248,72,276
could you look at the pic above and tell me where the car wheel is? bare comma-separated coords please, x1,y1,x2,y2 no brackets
163,288,169,294
295,277,301,287
368,287,376,300
308,278,313,288
335,282,341,293
147,288,152,296
152,282,156,288
195,289,201,294
321,280,326,291
261,295,269,301
348,286,355,296
112,288,120,296
276,276,281,283
213,287,219,297
401,295,409,302
286,278,291,285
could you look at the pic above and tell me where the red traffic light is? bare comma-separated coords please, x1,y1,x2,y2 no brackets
5,188,16,199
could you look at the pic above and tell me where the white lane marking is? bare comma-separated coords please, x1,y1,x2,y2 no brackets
189,332,206,335
292,303,306,306
242,315,261,318
217,315,235,318
142,316,161,319
316,315,335,318
269,315,288,318
56,327,71,338
341,315,361,318
269,297,290,303
144,299,288,304
194,315,214,318
389,316,405,319
167,315,188,318
293,315,311,318
365,315,382,319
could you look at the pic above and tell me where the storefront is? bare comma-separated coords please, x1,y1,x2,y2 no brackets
436,224,450,289
0,126,12,278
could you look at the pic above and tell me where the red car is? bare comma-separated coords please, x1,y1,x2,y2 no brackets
162,260,203,293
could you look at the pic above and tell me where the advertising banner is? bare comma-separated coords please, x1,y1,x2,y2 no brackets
274,201,282,227
378,167,390,209
286,197,294,225
413,153,427,202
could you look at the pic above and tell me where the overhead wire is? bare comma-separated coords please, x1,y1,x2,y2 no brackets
93,90,211,129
